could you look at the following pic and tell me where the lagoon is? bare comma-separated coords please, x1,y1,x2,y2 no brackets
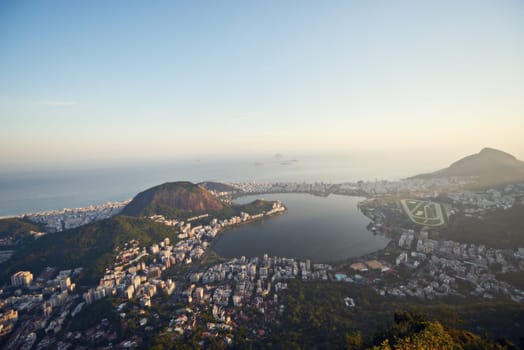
213,193,390,262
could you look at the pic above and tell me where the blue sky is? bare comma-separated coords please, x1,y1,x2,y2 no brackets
1,0,523,168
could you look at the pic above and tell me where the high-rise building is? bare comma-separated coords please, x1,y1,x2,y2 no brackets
11,271,33,287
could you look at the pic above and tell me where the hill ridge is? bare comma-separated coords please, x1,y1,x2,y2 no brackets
412,147,524,187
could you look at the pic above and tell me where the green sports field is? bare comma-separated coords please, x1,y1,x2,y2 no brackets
400,199,446,227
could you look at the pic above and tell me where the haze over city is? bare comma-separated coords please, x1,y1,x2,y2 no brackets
1,0,523,171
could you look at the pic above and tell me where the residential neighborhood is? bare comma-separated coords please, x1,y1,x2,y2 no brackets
1,179,524,348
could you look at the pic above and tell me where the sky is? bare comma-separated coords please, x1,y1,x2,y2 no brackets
1,0,523,170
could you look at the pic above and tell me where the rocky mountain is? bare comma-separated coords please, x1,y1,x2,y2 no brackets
121,181,225,217
0,181,280,285
0,218,42,245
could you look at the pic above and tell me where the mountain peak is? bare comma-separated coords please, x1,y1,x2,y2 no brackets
412,148,524,187
122,181,225,217
478,147,516,160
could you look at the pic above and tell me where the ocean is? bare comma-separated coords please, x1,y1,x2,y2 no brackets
0,153,440,216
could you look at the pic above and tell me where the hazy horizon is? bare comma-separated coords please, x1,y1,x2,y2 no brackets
0,146,513,173
0,148,487,217
1,0,523,170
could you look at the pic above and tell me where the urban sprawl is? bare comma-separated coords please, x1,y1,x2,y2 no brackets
1,178,524,348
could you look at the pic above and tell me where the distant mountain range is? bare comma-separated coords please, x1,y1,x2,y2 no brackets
412,147,524,187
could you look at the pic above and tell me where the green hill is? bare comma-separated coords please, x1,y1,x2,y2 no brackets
0,215,180,285
439,205,524,248
413,148,524,187
121,181,225,218
1,191,280,286
255,279,522,349
0,217,43,245
0,181,282,286
198,181,240,193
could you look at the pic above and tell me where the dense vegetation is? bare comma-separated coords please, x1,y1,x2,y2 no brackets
0,217,42,245
69,298,122,334
199,181,239,193
442,205,524,248
215,199,279,220
370,311,516,350
496,271,524,291
0,216,180,285
251,281,523,349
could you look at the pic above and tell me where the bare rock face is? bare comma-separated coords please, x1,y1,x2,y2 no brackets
122,181,225,217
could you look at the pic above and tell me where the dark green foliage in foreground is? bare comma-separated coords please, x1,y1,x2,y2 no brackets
150,333,228,350
443,205,524,248
0,217,42,244
253,281,523,349
370,311,516,349
0,216,179,285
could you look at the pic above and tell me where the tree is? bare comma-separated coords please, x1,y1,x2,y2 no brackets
345,331,363,350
